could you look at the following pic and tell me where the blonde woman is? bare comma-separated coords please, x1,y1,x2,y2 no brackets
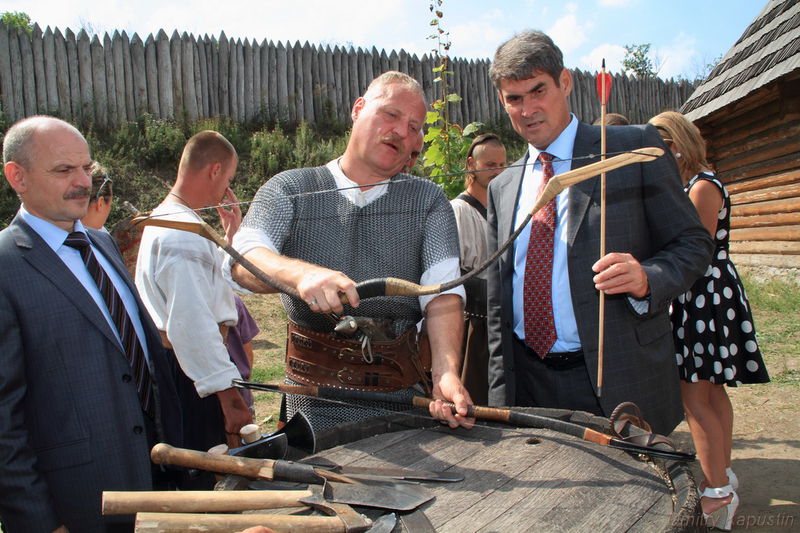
650,111,769,530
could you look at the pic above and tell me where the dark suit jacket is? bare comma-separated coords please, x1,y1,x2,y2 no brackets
486,123,713,435
0,216,182,533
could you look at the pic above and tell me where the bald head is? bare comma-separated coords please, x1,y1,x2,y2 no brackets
3,116,93,231
3,116,87,169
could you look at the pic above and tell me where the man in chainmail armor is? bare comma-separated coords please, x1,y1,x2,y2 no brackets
227,71,474,434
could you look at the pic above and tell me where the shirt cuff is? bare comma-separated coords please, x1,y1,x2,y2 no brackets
419,257,465,311
192,365,245,398
627,294,651,315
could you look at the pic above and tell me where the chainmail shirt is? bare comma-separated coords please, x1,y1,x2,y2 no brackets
235,162,463,432
239,163,461,336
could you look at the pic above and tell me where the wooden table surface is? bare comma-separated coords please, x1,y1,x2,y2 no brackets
310,421,684,532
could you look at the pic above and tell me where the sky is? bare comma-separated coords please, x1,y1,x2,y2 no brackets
3,0,768,80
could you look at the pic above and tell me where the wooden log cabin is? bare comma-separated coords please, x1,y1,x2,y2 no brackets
681,0,800,271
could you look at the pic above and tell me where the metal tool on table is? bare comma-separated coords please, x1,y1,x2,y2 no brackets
226,413,463,483
150,443,433,511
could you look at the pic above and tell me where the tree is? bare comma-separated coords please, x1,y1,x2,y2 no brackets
623,43,657,78
1,11,33,34
421,0,481,198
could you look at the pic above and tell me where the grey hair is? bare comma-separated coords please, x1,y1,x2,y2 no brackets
489,30,564,88
3,116,84,168
363,71,427,106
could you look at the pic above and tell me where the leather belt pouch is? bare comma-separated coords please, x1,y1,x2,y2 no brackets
285,321,430,392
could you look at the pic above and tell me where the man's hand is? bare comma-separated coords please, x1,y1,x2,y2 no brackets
52,527,69,533
429,370,474,429
216,387,253,449
425,293,474,429
296,265,359,314
592,252,649,298
217,187,242,243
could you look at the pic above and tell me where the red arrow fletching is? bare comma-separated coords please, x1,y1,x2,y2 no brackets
595,72,613,105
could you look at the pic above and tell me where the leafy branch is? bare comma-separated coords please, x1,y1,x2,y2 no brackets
421,0,481,198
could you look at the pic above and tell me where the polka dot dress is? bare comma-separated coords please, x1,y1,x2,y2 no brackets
671,173,770,386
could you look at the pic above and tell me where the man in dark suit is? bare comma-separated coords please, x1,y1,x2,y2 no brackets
0,116,181,532
485,31,713,435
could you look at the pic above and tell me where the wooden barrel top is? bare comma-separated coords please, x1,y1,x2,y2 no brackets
221,408,703,532
307,410,703,533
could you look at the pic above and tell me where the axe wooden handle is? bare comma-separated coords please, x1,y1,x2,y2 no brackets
151,443,276,480
103,490,310,515
134,511,368,533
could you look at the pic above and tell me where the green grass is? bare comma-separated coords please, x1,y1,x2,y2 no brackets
741,274,800,388
250,363,285,384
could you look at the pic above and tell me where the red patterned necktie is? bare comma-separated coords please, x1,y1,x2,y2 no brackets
523,152,557,358
64,232,155,417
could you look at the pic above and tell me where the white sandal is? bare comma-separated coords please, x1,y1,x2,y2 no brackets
702,484,739,531
726,467,739,490
699,468,739,493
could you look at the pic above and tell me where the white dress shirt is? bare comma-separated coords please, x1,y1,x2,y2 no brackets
136,203,240,397
511,115,582,352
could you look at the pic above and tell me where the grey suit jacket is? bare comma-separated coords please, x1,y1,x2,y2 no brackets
0,216,182,533
486,123,713,435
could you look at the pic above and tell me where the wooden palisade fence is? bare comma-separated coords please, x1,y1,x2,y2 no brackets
0,23,696,130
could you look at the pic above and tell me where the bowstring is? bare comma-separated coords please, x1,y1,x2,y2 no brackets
132,149,640,221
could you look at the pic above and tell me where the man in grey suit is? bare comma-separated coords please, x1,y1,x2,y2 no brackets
0,116,181,533
485,31,713,435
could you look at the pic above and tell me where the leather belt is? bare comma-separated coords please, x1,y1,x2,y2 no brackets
285,321,431,392
515,336,585,370
158,324,229,350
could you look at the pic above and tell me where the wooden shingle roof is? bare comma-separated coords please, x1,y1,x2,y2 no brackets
682,0,800,121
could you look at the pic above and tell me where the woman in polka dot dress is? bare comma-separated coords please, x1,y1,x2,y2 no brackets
650,111,769,531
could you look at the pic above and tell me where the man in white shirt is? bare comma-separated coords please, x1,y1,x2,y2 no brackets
228,71,473,433
136,131,252,472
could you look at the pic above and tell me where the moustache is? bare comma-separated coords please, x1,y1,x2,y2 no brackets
64,188,91,200
380,135,404,148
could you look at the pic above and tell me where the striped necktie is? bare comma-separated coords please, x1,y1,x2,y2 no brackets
64,231,154,417
523,152,558,358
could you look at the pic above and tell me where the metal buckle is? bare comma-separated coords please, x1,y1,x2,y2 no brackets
337,347,357,360
337,367,356,384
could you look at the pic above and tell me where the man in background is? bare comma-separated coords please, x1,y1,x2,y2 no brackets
136,131,252,481
451,133,507,404
0,115,181,532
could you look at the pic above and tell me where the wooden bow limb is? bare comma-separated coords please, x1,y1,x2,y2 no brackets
353,146,664,299
234,380,694,462
132,216,304,301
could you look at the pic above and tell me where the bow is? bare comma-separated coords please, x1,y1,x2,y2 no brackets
353,147,663,299
233,380,695,462
133,147,663,302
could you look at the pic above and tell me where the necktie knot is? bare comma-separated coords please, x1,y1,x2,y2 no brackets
64,231,91,251
538,152,555,185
